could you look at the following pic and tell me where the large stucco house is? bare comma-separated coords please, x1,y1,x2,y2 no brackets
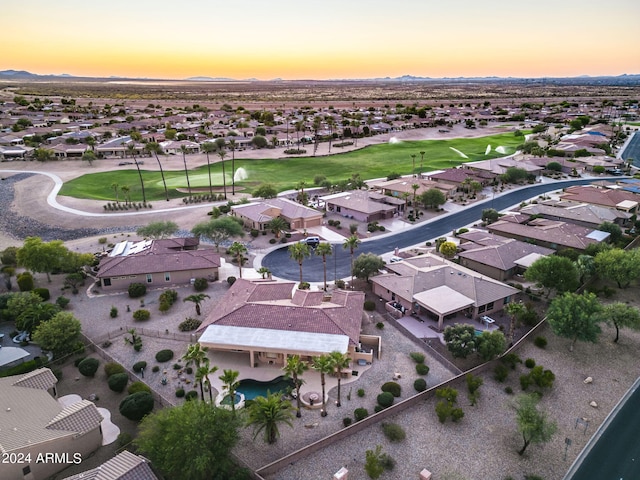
231,197,323,232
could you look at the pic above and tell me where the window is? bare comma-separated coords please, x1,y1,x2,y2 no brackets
478,305,486,314
336,206,341,213
164,272,171,282
23,466,31,475
103,278,111,286
486,302,494,311
146,274,153,283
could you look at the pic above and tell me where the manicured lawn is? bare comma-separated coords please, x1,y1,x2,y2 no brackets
59,132,525,202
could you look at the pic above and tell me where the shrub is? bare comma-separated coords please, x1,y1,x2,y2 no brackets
173,363,182,370
524,358,536,369
416,363,430,375
335,279,346,289
128,282,147,298
227,276,236,286
377,392,394,408
354,407,369,421
128,381,151,394
451,407,465,422
132,361,147,373
56,296,70,309
193,278,208,291
179,317,202,331
33,287,50,301
414,378,427,392
494,364,509,382
382,422,406,442
104,362,125,377
158,289,178,309
501,353,522,369
185,390,199,401
116,432,133,448
504,386,514,395
108,373,129,393
374,405,384,413
357,388,365,397
534,336,548,349
409,352,425,364
78,358,99,377
17,272,34,291
175,388,185,398
376,322,384,330
185,367,193,375
73,356,87,367
110,306,118,318
381,382,401,397
119,391,154,421
364,300,376,311
132,309,150,322
152,365,160,373
343,417,353,427
520,374,532,391
155,349,174,362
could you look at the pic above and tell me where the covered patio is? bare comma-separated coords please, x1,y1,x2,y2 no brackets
413,285,475,331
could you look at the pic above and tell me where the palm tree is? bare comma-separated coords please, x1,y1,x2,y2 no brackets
219,369,240,414
127,143,147,203
257,267,271,279
229,138,237,195
120,185,131,204
315,242,333,291
111,183,120,203
145,141,169,201
411,183,420,216
267,217,288,239
295,120,304,150
329,351,351,407
327,116,336,153
296,180,307,205
504,301,526,347
288,242,311,285
203,358,218,403
411,154,417,177
200,141,216,196
342,235,361,287
180,145,192,198
419,150,426,175
228,242,248,279
82,150,96,166
182,343,209,400
195,364,210,402
312,354,333,417
401,191,411,217
217,146,228,199
246,392,294,444
183,293,210,316
283,355,308,418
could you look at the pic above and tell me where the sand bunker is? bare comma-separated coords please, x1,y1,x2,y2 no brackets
485,145,491,155
495,146,506,154
449,147,468,159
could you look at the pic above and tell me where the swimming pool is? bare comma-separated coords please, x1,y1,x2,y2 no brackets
236,375,295,400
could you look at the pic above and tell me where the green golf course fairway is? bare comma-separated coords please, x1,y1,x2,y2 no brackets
59,132,525,202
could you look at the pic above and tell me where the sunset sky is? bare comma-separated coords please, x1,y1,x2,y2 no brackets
3,0,639,80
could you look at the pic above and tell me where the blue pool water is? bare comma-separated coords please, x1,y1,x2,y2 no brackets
236,375,295,400
474,329,485,336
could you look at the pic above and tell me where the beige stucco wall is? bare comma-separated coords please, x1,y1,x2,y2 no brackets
100,267,218,292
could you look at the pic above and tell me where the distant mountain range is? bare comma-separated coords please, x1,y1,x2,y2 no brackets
1,69,639,85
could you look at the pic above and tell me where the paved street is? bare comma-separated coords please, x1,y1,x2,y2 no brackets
262,177,611,282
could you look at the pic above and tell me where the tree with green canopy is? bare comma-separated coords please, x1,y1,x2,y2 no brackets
288,242,311,285
135,400,247,480
228,242,248,279
329,350,351,407
191,217,244,252
546,292,603,351
17,237,70,282
342,235,361,286
594,248,640,289
246,392,294,444
32,311,81,358
282,355,308,418
513,393,557,456
352,252,385,282
315,242,333,291
219,369,240,414
183,293,210,316
136,221,179,239
600,302,640,343
524,255,579,297
312,354,334,417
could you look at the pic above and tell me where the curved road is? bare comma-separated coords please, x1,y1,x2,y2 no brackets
262,178,619,282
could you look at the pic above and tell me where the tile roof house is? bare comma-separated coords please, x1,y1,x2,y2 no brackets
487,218,610,252
376,177,457,199
371,253,519,330
520,202,632,229
96,238,220,292
197,279,370,369
231,197,323,231
559,185,640,212
321,190,401,222
61,450,158,480
457,237,555,281
0,368,103,480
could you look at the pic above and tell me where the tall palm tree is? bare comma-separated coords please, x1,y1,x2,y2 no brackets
312,354,333,417
182,343,209,400
315,242,333,291
120,185,130,204
419,150,426,175
201,142,216,196
411,154,417,177
329,351,351,407
145,142,169,201
183,293,210,316
411,183,420,214
228,242,248,279
295,120,304,150
288,242,311,285
342,235,361,287
111,183,119,203
203,358,218,403
219,369,240,414
282,355,308,418
217,147,228,200
267,217,288,239
401,191,411,218
180,145,192,198
504,301,526,347
246,392,294,444
195,364,210,402
127,143,147,203
229,138,237,195
327,116,336,153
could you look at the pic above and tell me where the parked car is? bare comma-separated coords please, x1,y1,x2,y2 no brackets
299,236,320,247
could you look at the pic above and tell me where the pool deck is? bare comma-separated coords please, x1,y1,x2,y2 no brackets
205,350,373,401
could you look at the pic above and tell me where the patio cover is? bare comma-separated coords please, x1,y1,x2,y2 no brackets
413,285,474,317
199,325,349,356
513,252,547,269
0,346,30,367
